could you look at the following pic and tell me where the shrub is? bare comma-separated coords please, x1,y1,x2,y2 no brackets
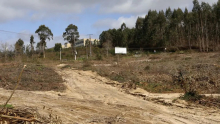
173,70,204,101
181,91,203,101
144,65,150,70
82,59,92,69
109,49,115,55
93,47,103,60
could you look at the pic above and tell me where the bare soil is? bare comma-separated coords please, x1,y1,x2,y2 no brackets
0,64,220,124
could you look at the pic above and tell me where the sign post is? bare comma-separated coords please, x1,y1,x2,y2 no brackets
75,51,77,60
115,47,127,64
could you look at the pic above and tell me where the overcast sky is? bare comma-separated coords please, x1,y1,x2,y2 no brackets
0,0,217,48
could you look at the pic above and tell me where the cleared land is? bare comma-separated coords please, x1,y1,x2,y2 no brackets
0,52,220,123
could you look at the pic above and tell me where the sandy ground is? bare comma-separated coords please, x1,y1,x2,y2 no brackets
0,65,220,124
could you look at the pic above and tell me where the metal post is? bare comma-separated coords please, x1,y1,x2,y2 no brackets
73,35,76,60
87,34,93,57
90,36,91,56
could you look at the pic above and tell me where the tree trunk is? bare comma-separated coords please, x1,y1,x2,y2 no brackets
107,48,109,57
71,44,74,55
197,24,202,52
188,25,191,50
217,22,219,51
200,14,205,52
43,43,45,58
205,20,209,52
199,37,202,52
86,45,88,59
73,37,76,60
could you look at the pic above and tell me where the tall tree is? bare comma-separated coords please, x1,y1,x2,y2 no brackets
212,1,220,50
192,0,203,51
165,7,173,46
142,10,158,47
184,8,193,49
30,35,35,58
201,2,211,51
63,24,79,59
85,39,90,58
54,43,62,52
35,25,53,58
120,23,129,47
36,42,42,51
102,32,112,57
157,10,166,46
15,38,24,55
120,22,127,31
98,0,220,52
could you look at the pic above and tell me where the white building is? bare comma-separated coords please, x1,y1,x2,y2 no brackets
75,38,99,47
62,38,99,48
62,42,71,49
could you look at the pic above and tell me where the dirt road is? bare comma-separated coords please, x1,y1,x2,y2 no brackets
0,66,220,124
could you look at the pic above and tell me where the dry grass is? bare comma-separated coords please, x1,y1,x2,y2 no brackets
77,52,220,94
0,63,65,92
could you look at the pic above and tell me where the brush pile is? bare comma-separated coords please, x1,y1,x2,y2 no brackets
0,107,42,124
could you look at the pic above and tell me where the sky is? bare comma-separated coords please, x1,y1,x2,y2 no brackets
0,0,218,49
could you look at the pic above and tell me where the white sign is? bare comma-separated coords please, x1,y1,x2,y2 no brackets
115,47,127,54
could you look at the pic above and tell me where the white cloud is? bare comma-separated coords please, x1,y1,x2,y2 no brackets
0,2,26,22
0,0,218,48
0,0,92,22
93,0,218,30
93,15,145,29
0,0,217,23
99,0,218,14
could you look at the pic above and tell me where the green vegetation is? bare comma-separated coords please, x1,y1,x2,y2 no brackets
63,24,80,59
100,0,220,52
54,43,62,52
181,91,202,101
35,25,53,59
0,104,14,109
15,39,24,55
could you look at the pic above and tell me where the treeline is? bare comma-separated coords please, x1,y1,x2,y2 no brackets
99,0,220,52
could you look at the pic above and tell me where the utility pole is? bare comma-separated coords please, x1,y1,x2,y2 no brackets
87,34,93,57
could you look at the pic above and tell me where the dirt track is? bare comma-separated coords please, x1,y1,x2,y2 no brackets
0,66,220,124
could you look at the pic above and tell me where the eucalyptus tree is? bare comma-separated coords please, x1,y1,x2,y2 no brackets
102,32,112,57
212,1,220,50
170,8,184,46
15,38,24,55
30,35,35,57
184,8,193,49
157,10,166,46
134,17,144,48
35,25,53,58
201,2,212,51
165,7,173,46
85,39,90,58
142,10,158,47
98,0,220,51
63,24,79,59
192,0,202,51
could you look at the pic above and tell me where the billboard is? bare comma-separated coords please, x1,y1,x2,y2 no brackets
115,47,127,54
